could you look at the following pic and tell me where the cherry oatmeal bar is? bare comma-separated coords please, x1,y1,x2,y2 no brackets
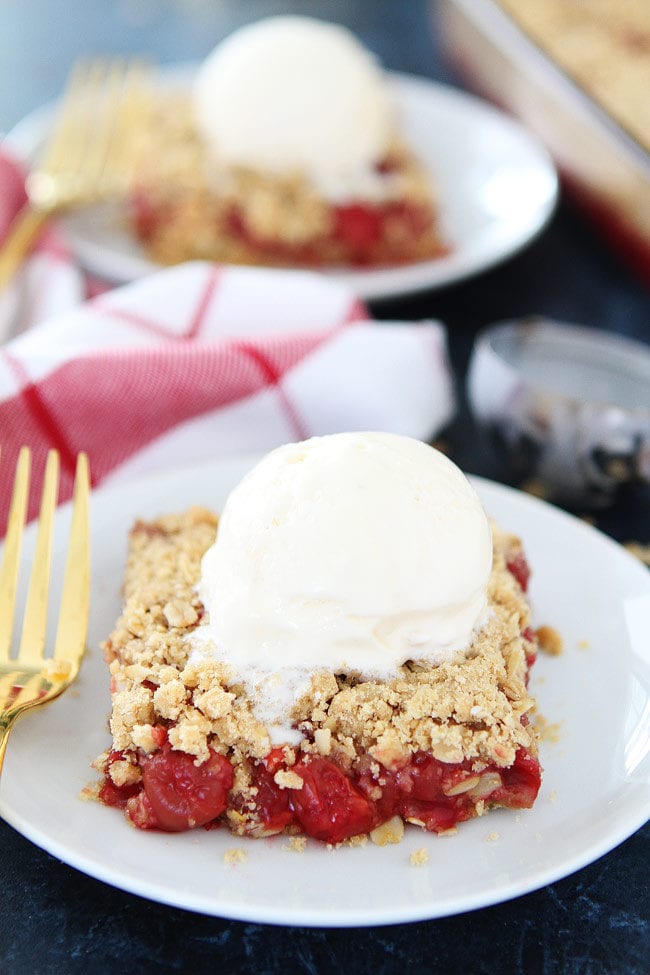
95,507,541,844
130,18,447,270
130,120,445,271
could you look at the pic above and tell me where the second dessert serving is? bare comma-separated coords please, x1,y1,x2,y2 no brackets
130,17,447,270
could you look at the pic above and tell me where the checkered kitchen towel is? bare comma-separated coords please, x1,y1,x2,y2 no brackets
0,155,456,533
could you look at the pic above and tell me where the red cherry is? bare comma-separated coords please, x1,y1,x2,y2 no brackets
136,743,233,831
289,756,375,844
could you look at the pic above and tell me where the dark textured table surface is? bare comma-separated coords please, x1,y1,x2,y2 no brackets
1,2,648,973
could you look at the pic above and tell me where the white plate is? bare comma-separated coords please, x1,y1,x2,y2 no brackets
5,71,558,301
1,457,648,926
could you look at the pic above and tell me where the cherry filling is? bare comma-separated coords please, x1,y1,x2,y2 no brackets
506,552,531,592
102,735,540,841
334,203,384,251
138,744,233,831
130,187,158,243
104,740,234,832
249,759,294,835
131,190,443,268
492,748,543,809
98,751,141,809
243,745,541,844
287,756,375,844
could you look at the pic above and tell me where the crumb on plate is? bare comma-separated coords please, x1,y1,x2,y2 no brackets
536,625,564,656
625,542,650,566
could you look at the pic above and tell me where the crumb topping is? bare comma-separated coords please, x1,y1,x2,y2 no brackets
273,769,305,790
284,836,307,853
409,848,429,866
532,713,562,744
536,625,564,657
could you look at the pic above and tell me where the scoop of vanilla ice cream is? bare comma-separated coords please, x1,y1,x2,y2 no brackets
192,16,395,199
195,433,493,682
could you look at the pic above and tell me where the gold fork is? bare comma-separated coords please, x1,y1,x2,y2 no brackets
0,57,152,291
0,448,90,775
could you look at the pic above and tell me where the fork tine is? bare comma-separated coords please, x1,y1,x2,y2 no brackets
86,58,151,199
74,59,121,196
28,57,149,212
53,453,90,667
25,61,93,210
17,450,60,666
0,451,91,775
0,447,31,662
37,60,90,175
105,59,152,194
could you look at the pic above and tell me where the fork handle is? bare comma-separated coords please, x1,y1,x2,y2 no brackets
0,204,50,292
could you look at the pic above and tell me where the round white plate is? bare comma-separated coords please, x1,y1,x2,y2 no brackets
6,71,558,301
1,457,648,926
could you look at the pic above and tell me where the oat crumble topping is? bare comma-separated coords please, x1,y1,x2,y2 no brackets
535,625,564,657
532,714,562,745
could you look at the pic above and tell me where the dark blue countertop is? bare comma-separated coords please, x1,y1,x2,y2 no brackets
1,2,648,972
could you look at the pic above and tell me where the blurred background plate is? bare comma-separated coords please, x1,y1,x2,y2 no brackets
5,69,558,300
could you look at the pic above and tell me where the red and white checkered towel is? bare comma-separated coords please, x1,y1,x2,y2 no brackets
0,150,456,534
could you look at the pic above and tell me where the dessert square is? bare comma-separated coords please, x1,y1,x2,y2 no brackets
95,504,542,844
130,119,445,270
129,17,447,270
